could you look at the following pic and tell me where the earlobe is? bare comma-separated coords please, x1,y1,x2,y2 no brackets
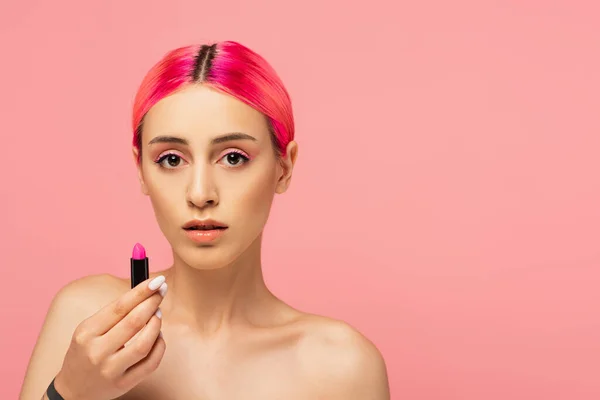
275,141,298,194
132,147,149,196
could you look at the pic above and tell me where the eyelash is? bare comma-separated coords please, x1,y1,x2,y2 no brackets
153,150,251,169
154,153,183,169
222,149,251,167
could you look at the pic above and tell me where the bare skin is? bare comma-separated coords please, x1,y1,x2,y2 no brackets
20,85,390,400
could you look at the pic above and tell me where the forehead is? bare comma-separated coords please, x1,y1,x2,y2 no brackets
142,85,270,141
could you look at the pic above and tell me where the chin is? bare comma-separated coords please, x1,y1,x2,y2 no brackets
165,226,264,270
173,239,251,271
174,246,230,270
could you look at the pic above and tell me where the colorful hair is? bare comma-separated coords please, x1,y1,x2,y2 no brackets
132,41,294,159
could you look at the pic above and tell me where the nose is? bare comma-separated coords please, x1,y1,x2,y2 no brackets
186,164,219,209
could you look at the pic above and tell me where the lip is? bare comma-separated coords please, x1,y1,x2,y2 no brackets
182,219,228,244
182,218,228,230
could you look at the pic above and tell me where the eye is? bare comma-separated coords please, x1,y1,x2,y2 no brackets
155,153,185,169
219,150,250,167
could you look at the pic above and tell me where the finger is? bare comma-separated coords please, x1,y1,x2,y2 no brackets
115,318,165,381
100,291,164,355
121,335,166,387
109,313,163,372
86,275,166,336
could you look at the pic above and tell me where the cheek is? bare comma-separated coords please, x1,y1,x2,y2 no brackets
229,167,277,224
146,178,183,230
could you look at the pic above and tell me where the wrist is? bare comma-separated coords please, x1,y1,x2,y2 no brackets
51,371,76,400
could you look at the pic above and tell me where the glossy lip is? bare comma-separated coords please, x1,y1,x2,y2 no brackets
183,228,227,243
182,218,228,230
182,219,228,244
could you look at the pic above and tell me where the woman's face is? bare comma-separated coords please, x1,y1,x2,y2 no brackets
134,85,296,270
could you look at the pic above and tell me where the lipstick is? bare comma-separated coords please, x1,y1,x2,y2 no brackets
130,243,149,288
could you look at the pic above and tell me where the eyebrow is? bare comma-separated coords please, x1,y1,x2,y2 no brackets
148,132,258,146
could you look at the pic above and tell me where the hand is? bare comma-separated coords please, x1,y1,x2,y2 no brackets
52,275,168,400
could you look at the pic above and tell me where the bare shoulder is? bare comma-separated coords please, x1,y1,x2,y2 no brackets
43,273,130,331
42,273,130,348
53,273,129,314
19,274,128,400
294,314,391,399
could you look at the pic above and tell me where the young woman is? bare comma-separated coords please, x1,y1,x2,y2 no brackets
20,40,390,400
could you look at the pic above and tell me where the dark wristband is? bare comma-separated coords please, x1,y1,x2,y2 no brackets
46,377,65,400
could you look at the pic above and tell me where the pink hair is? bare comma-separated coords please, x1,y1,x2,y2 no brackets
132,41,294,158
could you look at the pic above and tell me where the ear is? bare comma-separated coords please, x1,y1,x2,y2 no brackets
275,140,298,194
132,147,149,195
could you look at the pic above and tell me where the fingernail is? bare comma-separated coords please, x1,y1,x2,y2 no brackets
148,276,166,290
159,331,163,338
158,282,168,297
155,308,162,319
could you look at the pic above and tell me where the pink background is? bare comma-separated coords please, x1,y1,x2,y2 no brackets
1,0,599,399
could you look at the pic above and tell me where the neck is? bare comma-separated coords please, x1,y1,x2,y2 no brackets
161,233,276,335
